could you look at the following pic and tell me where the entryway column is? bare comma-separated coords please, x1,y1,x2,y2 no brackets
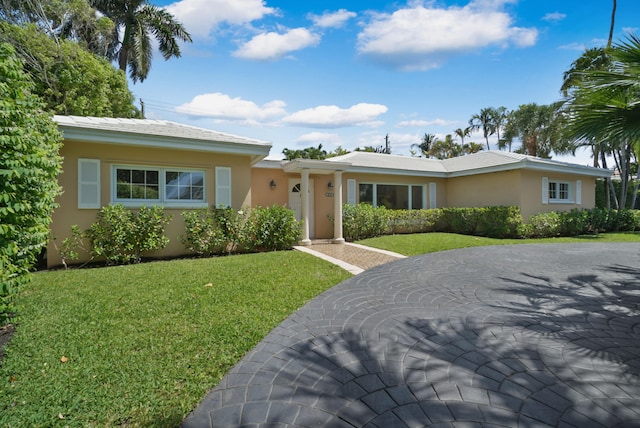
333,171,345,243
300,168,311,245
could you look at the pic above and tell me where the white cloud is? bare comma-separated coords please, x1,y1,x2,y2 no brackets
623,27,640,35
175,92,286,122
542,12,566,23
356,1,537,71
283,103,388,128
309,9,357,28
234,28,320,60
165,0,275,39
397,119,456,127
296,132,343,146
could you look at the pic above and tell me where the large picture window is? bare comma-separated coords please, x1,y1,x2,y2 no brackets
112,165,206,206
358,183,425,210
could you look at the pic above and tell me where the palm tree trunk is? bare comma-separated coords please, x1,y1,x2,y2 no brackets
607,0,617,49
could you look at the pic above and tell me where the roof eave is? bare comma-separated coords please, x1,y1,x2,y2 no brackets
59,126,272,160
446,158,612,178
347,165,448,178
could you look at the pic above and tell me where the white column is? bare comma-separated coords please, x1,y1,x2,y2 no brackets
300,169,311,245
333,171,345,243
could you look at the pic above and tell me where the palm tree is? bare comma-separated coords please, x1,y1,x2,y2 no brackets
490,107,509,151
469,108,495,151
565,34,640,149
564,34,640,209
503,102,565,158
91,0,192,82
453,127,471,146
411,133,436,157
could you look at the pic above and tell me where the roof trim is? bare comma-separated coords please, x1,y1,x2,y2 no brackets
445,157,612,178
283,159,352,174
55,115,272,165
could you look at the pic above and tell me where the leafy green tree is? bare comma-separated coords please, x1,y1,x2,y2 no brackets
282,144,327,160
91,0,192,82
326,146,350,158
503,102,567,158
0,43,63,324
469,107,495,150
0,22,137,116
0,0,114,56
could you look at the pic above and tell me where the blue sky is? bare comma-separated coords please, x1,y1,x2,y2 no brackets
133,0,639,164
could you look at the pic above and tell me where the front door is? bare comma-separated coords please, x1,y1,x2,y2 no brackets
289,178,314,238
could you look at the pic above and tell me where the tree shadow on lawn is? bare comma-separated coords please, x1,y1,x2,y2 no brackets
184,259,640,427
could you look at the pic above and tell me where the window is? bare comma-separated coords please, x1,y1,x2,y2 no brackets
112,165,206,206
358,183,425,210
543,177,576,204
166,171,203,201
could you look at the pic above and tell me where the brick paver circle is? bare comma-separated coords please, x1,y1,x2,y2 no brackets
182,243,640,427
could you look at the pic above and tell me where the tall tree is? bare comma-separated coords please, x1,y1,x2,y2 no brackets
91,0,192,82
490,107,509,151
0,22,138,116
503,102,566,158
453,127,471,146
411,133,436,157
564,34,640,208
469,107,495,150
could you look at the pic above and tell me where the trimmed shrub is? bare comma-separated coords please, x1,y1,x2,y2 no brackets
181,205,300,256
87,205,171,264
181,209,226,257
342,204,389,241
246,205,300,251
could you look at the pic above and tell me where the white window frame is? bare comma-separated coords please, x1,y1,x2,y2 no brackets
111,164,207,208
547,179,574,204
358,182,426,210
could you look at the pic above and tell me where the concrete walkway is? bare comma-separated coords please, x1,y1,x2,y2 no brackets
293,242,406,275
182,243,640,427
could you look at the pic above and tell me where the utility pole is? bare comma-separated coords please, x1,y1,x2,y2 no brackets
385,134,391,154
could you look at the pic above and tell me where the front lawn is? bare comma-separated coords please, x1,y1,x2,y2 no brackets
358,231,640,256
0,251,351,427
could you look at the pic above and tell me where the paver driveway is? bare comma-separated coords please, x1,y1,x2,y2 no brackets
182,243,640,427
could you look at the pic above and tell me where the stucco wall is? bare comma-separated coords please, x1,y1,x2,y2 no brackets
251,167,289,207
48,140,254,267
519,170,596,220
446,170,522,208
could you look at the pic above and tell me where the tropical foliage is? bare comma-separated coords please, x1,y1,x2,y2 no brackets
563,34,640,209
502,102,569,158
0,43,63,323
412,133,482,159
91,0,192,82
0,22,137,116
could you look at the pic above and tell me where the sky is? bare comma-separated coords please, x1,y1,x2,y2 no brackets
132,0,639,165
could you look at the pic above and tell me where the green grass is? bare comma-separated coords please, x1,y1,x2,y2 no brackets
0,251,351,427
358,231,640,256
